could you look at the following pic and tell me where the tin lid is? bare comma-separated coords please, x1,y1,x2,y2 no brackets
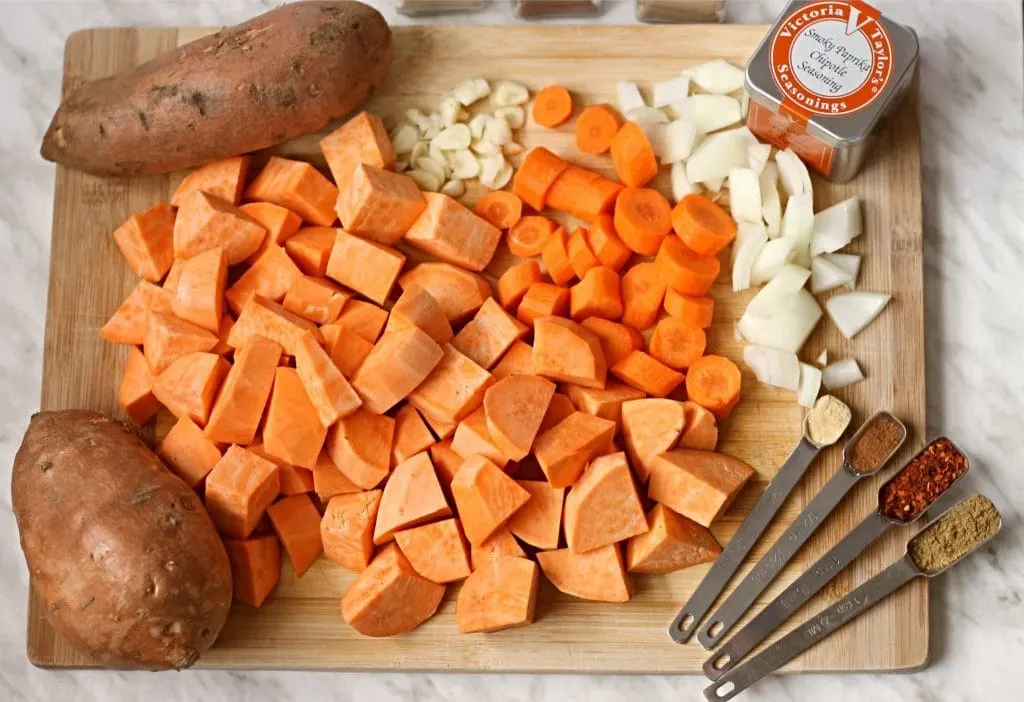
745,0,919,147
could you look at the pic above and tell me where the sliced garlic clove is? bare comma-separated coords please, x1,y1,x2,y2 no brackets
502,141,524,157
390,123,419,155
468,113,490,140
440,178,466,198
494,106,525,130
432,123,472,150
490,80,530,108
406,169,443,192
439,97,464,127
414,157,447,180
449,150,480,179
471,138,501,156
482,116,513,146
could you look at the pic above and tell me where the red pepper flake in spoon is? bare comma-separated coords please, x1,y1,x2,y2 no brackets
879,437,968,522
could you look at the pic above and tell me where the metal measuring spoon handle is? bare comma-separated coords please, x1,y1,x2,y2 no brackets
702,558,918,702
696,466,861,648
668,438,823,643
703,510,891,679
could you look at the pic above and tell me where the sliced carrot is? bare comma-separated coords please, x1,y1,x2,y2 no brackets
664,289,714,328
679,400,719,451
226,244,302,315
532,316,607,389
508,216,557,258
497,260,543,311
533,84,574,128
313,452,362,501
450,406,509,469
573,177,624,223
610,349,685,398
398,262,491,324
320,111,396,189
374,452,451,545
484,374,556,461
545,166,599,216
223,535,280,607
156,415,222,488
321,490,382,571
536,544,633,602
620,398,686,482
326,229,405,305
385,283,453,345
326,408,396,489
538,392,577,434
452,297,528,370
565,380,646,423
647,449,755,527
671,193,738,256
172,156,250,207
567,227,599,279
262,367,327,468
341,543,445,637
101,280,173,345
239,202,302,251
456,555,539,633
430,439,464,493
152,351,229,425
516,283,570,327
112,202,175,282
570,266,622,321
284,226,336,277
685,354,742,420
586,215,631,270
245,156,338,227
119,346,162,424
610,121,658,188
227,294,323,356
336,164,427,245
392,404,436,467
564,452,647,554
172,246,227,332
173,191,266,265
512,147,569,211
406,192,502,272
205,445,281,539
620,261,666,331
395,518,471,584
575,104,622,154
649,317,707,371
533,410,616,488
614,187,672,255
204,335,282,444
655,236,722,297
540,226,575,285
505,480,564,550
578,317,643,366
450,454,531,545
352,326,444,414
334,299,388,344
474,190,523,229
491,340,534,380
267,493,323,576
320,322,374,377
144,310,219,374
294,332,361,426
625,503,722,574
469,527,526,571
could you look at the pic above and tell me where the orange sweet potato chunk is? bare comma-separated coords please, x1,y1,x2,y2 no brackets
101,281,174,345
394,517,471,584
119,346,162,424
325,229,405,305
532,316,607,389
156,415,222,488
205,445,281,539
313,452,363,502
321,489,382,571
620,398,686,482
267,493,323,577
406,343,493,425
245,157,338,227
646,450,755,527
152,351,230,426
325,408,395,489
456,556,539,633
391,404,436,467
536,543,633,602
373,452,451,545
352,327,444,415
204,335,282,445
450,455,531,545
532,411,616,488
469,527,526,571
223,534,281,608
404,192,501,272
112,202,175,282
505,480,565,550
262,367,327,469
563,452,648,553
320,112,396,187
336,164,426,245
625,503,722,574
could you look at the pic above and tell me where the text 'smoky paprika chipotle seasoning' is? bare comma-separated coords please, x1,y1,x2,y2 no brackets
744,0,920,182
879,437,969,522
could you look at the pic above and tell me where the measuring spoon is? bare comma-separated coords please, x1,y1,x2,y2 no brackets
668,399,850,644
703,435,966,679
703,493,1001,701
695,412,906,649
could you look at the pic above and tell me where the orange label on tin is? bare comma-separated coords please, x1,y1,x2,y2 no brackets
747,101,835,176
769,0,893,117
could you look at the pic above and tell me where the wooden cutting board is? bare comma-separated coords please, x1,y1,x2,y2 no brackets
30,24,925,673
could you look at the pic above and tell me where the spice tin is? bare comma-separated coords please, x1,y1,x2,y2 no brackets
744,0,919,182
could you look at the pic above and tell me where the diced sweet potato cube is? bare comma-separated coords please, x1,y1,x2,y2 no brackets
113,202,175,281
538,393,576,433
620,398,686,482
334,299,388,344
423,412,457,441
579,317,643,366
394,518,471,584
320,323,374,378
156,415,223,488
281,276,351,325
456,556,539,633
506,480,565,550
326,408,395,489
267,493,323,576
625,503,722,574
173,156,250,207
321,490,382,571
226,244,302,315
533,316,607,389
352,327,443,414
245,157,338,227
678,400,719,451
490,340,534,380
373,452,452,544
144,310,218,374
238,201,302,250
392,404,436,467
450,455,531,545
404,192,501,272
101,281,174,345
152,351,230,426
336,164,426,244
385,283,453,344
429,439,463,491
312,452,362,501
262,367,327,469
284,226,336,277
483,375,556,461
647,450,755,527
119,346,162,424
205,445,281,539
565,380,646,424
172,246,227,332
399,262,491,323
223,535,280,608
174,191,266,265
204,335,282,445
469,527,526,571
516,283,570,327
294,332,361,426
407,344,493,425
326,229,405,305
564,452,647,553
227,295,323,356
450,406,509,469
320,112,396,187
611,350,685,398
532,411,616,488
536,544,633,602
452,298,529,370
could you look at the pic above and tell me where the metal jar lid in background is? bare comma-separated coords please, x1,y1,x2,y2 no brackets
744,0,919,182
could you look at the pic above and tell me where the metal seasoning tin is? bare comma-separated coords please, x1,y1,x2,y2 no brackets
744,0,919,182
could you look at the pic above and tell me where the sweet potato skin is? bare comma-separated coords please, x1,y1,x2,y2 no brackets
12,410,232,669
41,1,393,177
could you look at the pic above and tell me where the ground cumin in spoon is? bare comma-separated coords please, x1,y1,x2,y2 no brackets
908,494,1001,574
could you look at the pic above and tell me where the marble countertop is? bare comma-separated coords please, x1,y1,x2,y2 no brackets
1,1,1022,700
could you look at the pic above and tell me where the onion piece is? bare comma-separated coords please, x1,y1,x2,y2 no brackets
747,263,811,317
671,161,700,202
687,59,746,95
649,119,698,164
704,177,724,193
686,130,748,184
810,197,863,256
821,358,864,390
740,90,750,118
775,148,813,199
750,237,798,286
815,349,828,366
732,221,768,292
780,193,814,267
748,143,772,174
668,95,740,134
737,290,822,354
810,256,854,294
760,162,782,237
826,292,891,339
797,362,822,407
626,106,670,127
728,167,762,223
744,345,800,391
821,253,861,290
653,76,691,107
617,81,646,113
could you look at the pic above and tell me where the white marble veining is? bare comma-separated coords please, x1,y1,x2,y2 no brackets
1,1,1021,700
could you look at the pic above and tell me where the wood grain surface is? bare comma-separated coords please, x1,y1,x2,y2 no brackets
29,24,925,673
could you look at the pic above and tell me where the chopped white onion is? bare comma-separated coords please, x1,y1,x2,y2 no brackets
797,362,822,407
810,197,863,256
737,290,822,354
668,95,741,134
775,148,813,199
810,256,854,294
626,106,670,128
653,76,691,107
686,130,748,184
670,161,700,202
617,81,646,113
704,177,725,193
740,90,750,118
728,167,762,223
732,221,768,292
821,253,861,290
821,358,864,390
688,59,746,95
826,292,891,339
815,349,828,366
760,162,782,237
780,193,814,267
748,143,772,174
744,345,800,391
747,263,811,316
750,237,798,286
649,119,698,164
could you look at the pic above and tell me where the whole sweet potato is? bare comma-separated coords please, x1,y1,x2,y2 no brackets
41,0,393,177
12,410,232,669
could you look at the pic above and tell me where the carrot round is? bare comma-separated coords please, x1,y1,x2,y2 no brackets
586,214,632,271
614,187,672,256
576,104,623,155
610,121,658,188
649,318,707,370
532,85,574,128
620,261,666,331
573,178,624,223
686,355,742,420
664,289,714,328
497,260,544,310
671,193,737,256
655,236,721,297
475,191,523,230
513,147,569,212
567,228,599,279
570,266,623,321
508,216,557,257
540,226,575,285
546,166,600,215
